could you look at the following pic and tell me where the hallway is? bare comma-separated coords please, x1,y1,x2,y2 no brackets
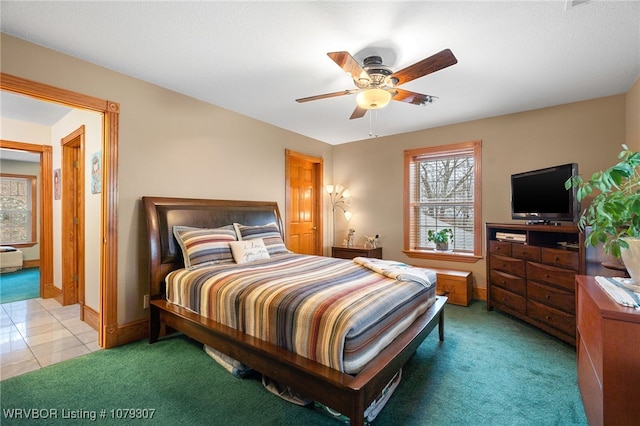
0,297,100,380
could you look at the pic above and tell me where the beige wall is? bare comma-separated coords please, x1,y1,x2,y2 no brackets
1,34,333,324
1,32,637,327
627,77,640,151
333,95,627,291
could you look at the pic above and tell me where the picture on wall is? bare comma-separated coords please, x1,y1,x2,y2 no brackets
91,151,102,194
53,168,61,200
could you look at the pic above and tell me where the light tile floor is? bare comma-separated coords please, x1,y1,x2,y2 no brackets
0,298,100,380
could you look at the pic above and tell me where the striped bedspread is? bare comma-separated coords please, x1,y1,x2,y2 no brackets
165,253,436,374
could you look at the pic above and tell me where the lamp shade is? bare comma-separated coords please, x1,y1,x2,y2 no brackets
356,88,392,110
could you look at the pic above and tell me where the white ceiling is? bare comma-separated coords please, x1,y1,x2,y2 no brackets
1,91,72,126
1,1,639,145
0,92,71,162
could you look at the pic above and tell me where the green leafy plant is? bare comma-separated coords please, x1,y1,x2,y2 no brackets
427,228,454,244
565,144,640,258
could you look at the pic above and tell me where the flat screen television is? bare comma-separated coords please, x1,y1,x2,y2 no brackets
511,163,579,223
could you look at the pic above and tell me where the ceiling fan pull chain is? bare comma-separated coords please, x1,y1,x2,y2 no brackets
369,109,379,138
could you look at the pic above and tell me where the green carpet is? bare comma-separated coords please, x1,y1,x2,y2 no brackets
0,301,587,425
0,268,39,304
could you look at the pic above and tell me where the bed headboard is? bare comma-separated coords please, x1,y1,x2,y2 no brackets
142,196,284,299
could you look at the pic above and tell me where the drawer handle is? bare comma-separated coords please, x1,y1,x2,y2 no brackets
545,315,551,320
554,256,560,261
546,295,551,299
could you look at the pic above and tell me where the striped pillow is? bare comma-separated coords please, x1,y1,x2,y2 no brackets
233,222,291,255
173,225,237,269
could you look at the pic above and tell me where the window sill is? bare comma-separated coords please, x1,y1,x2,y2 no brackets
403,249,482,263
2,242,37,249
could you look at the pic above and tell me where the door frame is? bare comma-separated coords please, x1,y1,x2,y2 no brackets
61,126,85,309
1,73,119,349
284,149,324,255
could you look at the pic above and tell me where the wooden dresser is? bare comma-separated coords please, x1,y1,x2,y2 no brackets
486,223,584,345
576,275,640,426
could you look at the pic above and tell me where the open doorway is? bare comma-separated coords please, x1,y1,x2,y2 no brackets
1,73,119,348
0,141,53,300
0,147,47,304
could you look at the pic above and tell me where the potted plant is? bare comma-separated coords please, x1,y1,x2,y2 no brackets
565,144,640,288
428,228,454,251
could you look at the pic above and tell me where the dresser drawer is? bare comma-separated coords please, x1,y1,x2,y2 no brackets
490,270,526,296
541,247,579,271
492,285,526,314
526,262,576,291
527,280,575,314
489,240,512,256
512,244,540,262
527,299,576,337
577,338,603,425
490,254,525,277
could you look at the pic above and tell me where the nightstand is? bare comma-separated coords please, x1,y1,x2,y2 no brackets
331,246,382,260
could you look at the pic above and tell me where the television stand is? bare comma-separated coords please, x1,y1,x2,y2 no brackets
486,222,585,345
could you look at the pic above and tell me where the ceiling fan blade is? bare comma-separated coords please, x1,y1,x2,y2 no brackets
392,89,438,106
390,49,457,86
296,90,353,103
327,51,368,81
349,105,367,120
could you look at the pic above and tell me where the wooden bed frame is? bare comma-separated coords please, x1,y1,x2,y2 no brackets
143,196,446,426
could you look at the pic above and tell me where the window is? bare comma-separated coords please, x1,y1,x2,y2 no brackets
0,174,37,246
404,140,482,261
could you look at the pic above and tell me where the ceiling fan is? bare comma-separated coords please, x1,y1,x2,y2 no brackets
296,49,457,119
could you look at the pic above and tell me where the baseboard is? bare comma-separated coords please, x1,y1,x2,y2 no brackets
82,304,100,331
473,287,487,301
102,318,149,348
23,259,39,269
47,284,63,302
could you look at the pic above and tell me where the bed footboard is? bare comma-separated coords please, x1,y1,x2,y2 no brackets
149,296,446,426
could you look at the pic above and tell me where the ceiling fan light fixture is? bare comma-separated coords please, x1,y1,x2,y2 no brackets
356,88,392,110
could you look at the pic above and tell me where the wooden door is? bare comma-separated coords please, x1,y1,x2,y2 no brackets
61,126,85,310
285,149,323,255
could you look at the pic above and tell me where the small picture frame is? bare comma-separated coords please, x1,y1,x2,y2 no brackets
91,151,102,194
53,168,61,200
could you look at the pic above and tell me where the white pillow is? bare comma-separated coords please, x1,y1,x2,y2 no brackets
229,239,270,264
